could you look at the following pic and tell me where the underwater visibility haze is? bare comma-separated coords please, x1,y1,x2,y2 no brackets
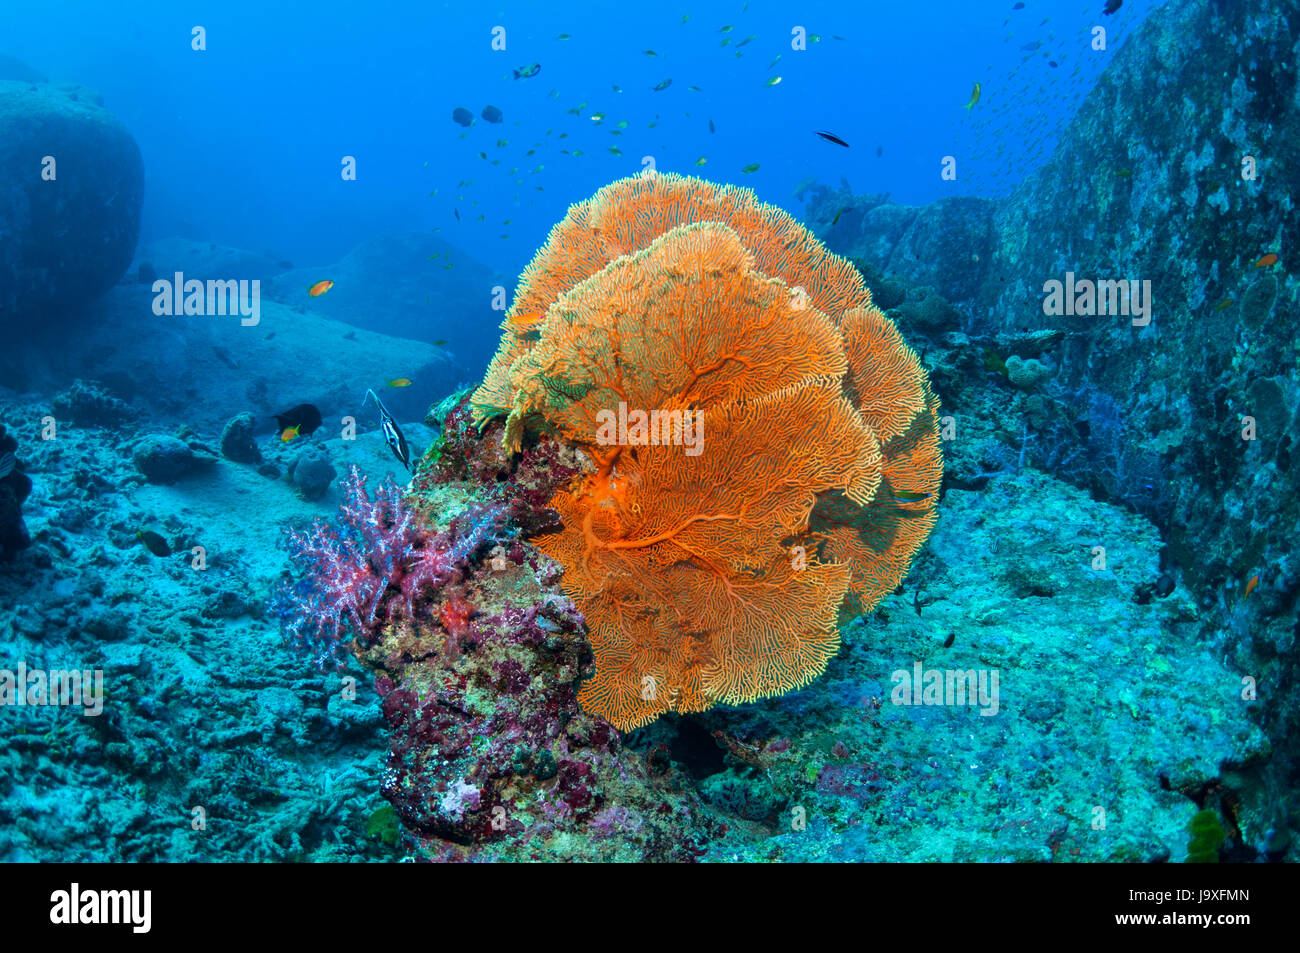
0,0,1297,874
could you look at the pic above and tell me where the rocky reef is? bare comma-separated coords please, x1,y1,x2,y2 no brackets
273,395,728,860
805,0,1298,859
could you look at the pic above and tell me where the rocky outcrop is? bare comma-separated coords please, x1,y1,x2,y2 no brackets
0,81,143,325
0,423,31,560
1,240,460,434
265,232,510,374
807,0,1298,855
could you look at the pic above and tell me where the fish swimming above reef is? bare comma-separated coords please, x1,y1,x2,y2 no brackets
0,452,15,479
307,279,334,297
653,78,672,91
964,82,982,109
273,403,323,441
815,130,850,147
365,389,413,473
513,63,541,79
137,531,171,557
451,107,473,127
481,105,503,123
1103,0,1122,14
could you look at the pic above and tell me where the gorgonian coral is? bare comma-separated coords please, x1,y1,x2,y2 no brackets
472,173,942,730
272,465,506,668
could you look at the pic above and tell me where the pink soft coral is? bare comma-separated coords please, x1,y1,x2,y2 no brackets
273,465,506,668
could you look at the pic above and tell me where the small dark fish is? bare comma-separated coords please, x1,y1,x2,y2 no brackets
876,145,883,157
432,339,448,347
451,107,473,127
273,403,323,438
454,208,461,221
815,130,850,147
1048,60,1058,68
366,389,413,474
1020,41,1042,52
709,118,715,133
0,452,14,479
653,78,672,91
943,632,956,648
481,104,503,123
513,63,542,79
1103,0,1121,13
138,531,171,558
1013,2,1025,8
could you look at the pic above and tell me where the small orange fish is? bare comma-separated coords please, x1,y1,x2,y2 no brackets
307,279,335,297
387,378,413,388
1252,253,1279,268
1243,574,1260,598
509,310,545,328
280,425,301,443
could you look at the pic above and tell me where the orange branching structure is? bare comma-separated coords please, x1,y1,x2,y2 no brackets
472,173,942,730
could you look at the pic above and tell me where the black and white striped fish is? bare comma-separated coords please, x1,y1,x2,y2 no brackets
364,390,413,473
0,452,15,480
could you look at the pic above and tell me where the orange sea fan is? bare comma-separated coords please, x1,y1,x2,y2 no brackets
472,171,870,431
471,174,942,730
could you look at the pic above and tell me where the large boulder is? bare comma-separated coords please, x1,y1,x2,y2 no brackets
0,80,143,325
264,232,510,376
2,243,461,435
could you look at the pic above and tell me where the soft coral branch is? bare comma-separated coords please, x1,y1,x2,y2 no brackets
272,465,508,668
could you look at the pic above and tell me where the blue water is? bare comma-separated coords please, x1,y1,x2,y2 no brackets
2,0,1159,293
